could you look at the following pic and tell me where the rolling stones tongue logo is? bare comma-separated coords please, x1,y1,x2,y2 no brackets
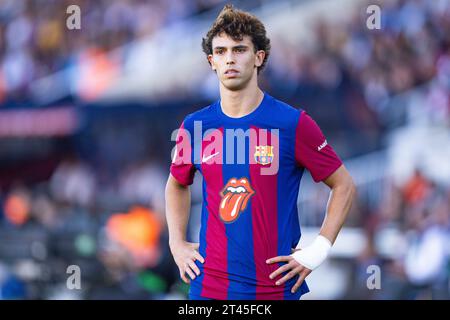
219,177,255,223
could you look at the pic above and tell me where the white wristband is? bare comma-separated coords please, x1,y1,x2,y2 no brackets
291,235,332,270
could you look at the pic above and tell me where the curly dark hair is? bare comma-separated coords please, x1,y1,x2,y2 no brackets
202,4,271,74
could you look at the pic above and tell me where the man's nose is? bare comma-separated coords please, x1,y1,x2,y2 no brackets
226,52,235,65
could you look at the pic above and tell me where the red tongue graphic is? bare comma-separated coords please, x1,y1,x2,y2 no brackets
220,192,248,223
219,177,255,223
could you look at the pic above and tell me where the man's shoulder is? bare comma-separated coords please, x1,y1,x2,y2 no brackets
183,102,218,127
269,94,303,115
265,93,304,126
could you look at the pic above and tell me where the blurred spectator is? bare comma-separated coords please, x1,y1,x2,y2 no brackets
106,206,163,269
3,186,31,227
49,153,96,208
118,160,166,216
400,183,450,299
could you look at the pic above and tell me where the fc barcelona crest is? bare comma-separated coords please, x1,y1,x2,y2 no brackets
254,146,274,165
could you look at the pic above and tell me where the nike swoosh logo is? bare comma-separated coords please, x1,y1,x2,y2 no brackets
202,152,220,163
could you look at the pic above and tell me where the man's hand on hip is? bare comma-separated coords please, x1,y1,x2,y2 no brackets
170,241,205,284
266,235,332,293
266,253,312,294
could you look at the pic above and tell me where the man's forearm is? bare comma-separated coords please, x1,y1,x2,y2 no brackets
292,166,355,270
319,177,356,244
165,175,191,246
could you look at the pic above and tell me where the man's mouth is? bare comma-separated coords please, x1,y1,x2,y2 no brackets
224,69,239,77
219,178,255,223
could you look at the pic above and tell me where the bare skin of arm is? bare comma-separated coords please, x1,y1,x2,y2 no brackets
266,164,356,293
165,174,204,284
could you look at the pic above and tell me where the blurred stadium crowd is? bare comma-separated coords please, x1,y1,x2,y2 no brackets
0,0,449,299
0,0,231,104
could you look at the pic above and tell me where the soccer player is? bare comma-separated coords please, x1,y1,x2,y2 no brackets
165,5,356,300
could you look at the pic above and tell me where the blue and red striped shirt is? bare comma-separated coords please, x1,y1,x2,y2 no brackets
170,93,342,300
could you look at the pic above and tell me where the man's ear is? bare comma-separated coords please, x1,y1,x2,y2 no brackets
207,54,216,71
255,50,265,68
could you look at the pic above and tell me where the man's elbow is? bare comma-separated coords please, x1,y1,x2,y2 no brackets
332,170,357,202
344,174,357,203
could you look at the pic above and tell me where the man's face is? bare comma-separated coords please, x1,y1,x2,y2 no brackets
208,33,265,91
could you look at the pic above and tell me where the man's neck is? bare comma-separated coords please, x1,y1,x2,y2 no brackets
219,84,264,118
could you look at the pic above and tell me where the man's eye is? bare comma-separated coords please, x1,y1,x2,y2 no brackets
216,50,224,55
235,48,245,53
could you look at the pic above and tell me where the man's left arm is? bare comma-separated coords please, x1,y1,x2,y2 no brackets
316,164,356,244
266,165,355,293
267,111,356,293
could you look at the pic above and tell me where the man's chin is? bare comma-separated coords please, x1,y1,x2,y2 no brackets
221,79,248,91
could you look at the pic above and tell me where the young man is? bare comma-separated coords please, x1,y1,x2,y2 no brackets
165,5,355,300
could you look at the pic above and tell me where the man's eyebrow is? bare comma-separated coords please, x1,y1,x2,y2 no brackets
213,45,249,50
233,45,249,49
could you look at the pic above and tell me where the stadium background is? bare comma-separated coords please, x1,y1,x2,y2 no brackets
0,0,449,299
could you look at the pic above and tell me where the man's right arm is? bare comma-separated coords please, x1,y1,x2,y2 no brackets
166,173,192,246
165,174,204,284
